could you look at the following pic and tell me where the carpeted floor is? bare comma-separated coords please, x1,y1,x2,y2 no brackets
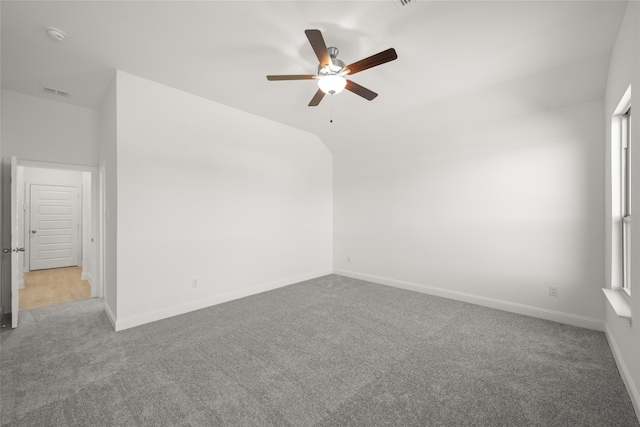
0,275,638,426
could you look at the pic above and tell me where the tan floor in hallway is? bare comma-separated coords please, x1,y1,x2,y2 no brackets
20,266,91,310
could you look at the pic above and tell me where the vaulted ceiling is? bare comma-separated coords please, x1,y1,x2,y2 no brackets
1,1,628,154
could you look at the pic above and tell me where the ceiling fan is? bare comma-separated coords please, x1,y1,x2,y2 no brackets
267,29,398,106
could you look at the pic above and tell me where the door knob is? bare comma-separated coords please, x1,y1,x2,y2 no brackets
31,230,37,234
2,248,10,253
17,248,25,252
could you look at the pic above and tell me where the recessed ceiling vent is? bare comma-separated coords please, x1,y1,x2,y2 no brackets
394,0,415,7
41,86,70,98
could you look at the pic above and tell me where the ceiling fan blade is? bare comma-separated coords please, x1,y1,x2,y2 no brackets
344,48,398,75
308,88,326,107
345,80,378,101
305,29,332,68
266,74,316,81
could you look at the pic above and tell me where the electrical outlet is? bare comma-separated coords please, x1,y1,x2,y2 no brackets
549,286,559,297
192,279,198,289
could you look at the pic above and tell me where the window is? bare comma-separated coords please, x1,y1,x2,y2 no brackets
604,89,632,320
621,107,631,295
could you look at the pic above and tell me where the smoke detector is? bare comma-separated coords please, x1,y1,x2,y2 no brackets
46,27,67,42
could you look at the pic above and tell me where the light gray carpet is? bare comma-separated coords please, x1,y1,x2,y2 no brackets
1,274,638,426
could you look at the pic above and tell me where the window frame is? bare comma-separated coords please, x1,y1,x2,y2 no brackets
621,107,631,296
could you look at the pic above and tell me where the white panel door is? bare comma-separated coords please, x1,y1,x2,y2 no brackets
11,157,20,328
29,184,80,270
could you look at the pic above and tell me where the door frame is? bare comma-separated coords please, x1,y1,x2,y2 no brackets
18,160,102,298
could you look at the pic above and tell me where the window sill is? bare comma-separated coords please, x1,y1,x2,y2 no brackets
603,288,632,321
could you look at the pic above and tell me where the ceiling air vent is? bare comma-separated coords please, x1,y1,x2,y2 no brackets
40,85,71,98
394,0,415,7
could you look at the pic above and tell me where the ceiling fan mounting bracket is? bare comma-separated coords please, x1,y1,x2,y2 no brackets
318,47,345,74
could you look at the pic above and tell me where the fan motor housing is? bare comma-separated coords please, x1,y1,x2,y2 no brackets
318,47,345,74
318,60,345,75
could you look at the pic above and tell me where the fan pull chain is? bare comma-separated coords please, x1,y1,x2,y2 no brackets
330,95,334,123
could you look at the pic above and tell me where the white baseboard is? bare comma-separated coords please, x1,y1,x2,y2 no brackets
104,300,116,330
334,268,604,331
114,269,333,332
18,279,24,290
81,272,91,281
604,323,640,421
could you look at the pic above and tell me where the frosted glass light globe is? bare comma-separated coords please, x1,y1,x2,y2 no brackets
318,74,346,95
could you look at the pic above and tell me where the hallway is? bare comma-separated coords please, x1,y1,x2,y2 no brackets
19,266,90,310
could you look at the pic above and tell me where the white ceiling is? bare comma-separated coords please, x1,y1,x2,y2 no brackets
1,1,628,154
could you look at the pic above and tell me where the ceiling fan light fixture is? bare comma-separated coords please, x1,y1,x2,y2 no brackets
318,74,346,95
266,29,397,106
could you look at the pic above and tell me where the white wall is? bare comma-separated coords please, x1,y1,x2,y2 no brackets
1,90,99,166
99,76,117,322
334,53,608,330
604,0,640,418
112,71,332,330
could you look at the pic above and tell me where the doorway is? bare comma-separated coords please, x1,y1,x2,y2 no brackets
16,162,99,312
